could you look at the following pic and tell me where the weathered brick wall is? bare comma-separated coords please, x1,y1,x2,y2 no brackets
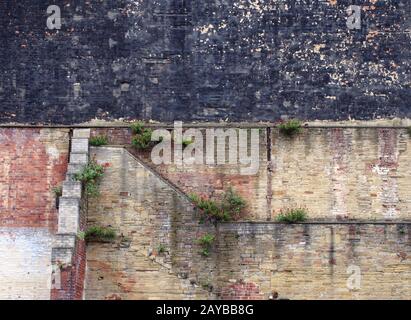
0,128,69,228
93,127,411,221
1,1,409,124
0,228,54,300
85,147,213,300
84,146,411,300
0,129,69,299
215,223,411,300
51,238,87,300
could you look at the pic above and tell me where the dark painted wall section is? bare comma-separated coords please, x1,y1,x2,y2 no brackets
0,0,410,124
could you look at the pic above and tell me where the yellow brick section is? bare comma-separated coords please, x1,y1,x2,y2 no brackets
216,223,411,300
85,147,213,300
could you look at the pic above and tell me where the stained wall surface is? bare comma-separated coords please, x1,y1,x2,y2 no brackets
0,129,69,299
85,147,212,300
93,127,411,221
1,1,409,124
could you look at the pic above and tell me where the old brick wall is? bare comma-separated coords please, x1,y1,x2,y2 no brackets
0,128,69,299
84,145,411,300
0,1,409,124
93,126,411,221
270,128,411,220
215,223,411,300
85,147,213,300
0,228,55,300
51,129,91,300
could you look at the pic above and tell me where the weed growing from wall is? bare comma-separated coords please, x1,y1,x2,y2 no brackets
130,122,162,150
75,160,105,197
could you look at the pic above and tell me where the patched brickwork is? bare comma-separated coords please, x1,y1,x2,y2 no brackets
93,127,411,221
0,128,69,229
220,282,264,300
51,238,86,300
0,1,409,124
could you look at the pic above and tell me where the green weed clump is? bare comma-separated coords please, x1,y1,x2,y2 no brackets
52,185,62,197
130,122,162,150
276,208,308,223
278,119,303,137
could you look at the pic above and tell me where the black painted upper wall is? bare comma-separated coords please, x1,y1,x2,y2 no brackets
0,0,410,124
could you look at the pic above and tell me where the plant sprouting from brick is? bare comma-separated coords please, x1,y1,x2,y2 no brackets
84,226,116,242
75,160,105,197
276,208,308,223
407,127,411,136
132,128,154,150
52,185,62,197
89,135,108,146
221,187,247,218
197,233,215,257
278,119,303,137
189,187,246,222
200,280,213,292
157,244,167,254
130,121,145,135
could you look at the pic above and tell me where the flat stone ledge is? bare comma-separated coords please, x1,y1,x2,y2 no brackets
67,163,85,177
72,128,91,139
53,234,77,249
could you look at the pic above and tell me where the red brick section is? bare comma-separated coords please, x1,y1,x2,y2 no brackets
220,282,265,300
51,239,87,300
0,129,68,230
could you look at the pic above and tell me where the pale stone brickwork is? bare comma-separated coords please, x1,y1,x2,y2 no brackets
51,129,90,300
215,223,411,300
85,147,213,300
85,146,411,300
